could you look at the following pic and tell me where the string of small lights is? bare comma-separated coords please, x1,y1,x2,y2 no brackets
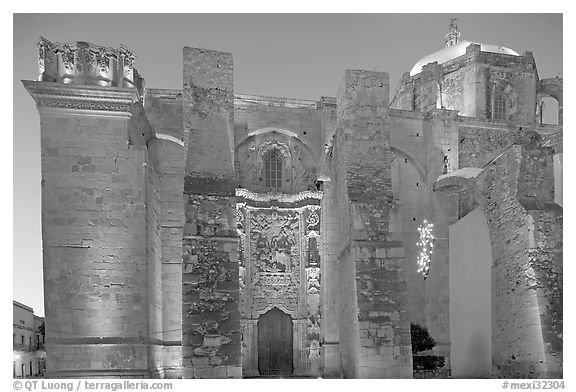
416,219,435,279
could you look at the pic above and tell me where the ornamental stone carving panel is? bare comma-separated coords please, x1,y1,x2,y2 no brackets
249,209,300,314
236,189,322,375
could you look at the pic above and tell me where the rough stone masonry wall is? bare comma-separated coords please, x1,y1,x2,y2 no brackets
334,69,412,378
414,63,443,113
516,135,562,378
39,112,153,377
181,47,241,378
486,68,537,124
474,135,562,378
459,124,511,168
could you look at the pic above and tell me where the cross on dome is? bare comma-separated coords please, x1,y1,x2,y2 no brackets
445,18,461,48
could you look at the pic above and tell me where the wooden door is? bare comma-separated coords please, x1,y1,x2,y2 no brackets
258,308,293,376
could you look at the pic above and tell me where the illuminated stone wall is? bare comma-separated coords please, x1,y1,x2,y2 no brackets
144,90,186,377
391,43,538,123
23,79,164,377
237,191,322,377
328,69,413,378
473,135,562,379
24,36,562,380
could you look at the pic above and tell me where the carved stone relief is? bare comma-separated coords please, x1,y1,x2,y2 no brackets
60,44,75,72
96,47,110,75
75,42,95,73
119,47,136,81
37,39,56,77
249,209,300,314
306,266,321,374
237,190,322,375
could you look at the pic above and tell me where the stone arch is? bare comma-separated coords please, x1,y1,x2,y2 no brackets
537,78,563,125
152,133,185,147
255,303,297,319
435,143,562,378
236,128,316,160
390,146,426,182
247,127,298,139
235,128,318,193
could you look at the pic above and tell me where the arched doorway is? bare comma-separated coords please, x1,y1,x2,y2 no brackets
257,308,293,376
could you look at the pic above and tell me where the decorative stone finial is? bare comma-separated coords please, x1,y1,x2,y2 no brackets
445,18,461,48
34,36,144,97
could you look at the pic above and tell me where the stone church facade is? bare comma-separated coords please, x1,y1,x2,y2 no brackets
23,21,562,379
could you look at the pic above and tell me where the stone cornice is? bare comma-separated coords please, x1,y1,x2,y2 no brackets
234,94,319,110
22,80,140,117
236,188,322,203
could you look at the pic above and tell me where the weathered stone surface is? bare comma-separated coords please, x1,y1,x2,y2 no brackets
181,47,240,378
325,69,413,378
472,141,562,378
25,30,562,379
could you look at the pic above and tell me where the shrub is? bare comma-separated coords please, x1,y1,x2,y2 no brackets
410,323,435,354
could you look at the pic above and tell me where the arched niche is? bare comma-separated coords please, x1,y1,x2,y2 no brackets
537,96,560,125
537,78,563,126
235,129,318,194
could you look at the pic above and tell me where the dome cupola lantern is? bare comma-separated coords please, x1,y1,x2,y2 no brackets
445,18,461,48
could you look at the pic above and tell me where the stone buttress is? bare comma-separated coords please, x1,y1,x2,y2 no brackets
323,70,413,378
181,47,242,378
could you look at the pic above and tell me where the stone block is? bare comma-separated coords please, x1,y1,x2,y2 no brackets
193,366,227,379
387,247,405,258
203,335,222,347
183,223,197,236
191,357,209,367
378,345,394,357
375,248,386,258
226,366,242,378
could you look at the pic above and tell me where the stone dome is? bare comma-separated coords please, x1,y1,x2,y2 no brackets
409,40,520,76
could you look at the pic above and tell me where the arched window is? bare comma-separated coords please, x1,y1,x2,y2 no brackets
493,93,506,121
264,149,282,188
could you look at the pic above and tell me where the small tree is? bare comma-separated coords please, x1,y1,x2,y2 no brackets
38,321,45,336
410,323,435,354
